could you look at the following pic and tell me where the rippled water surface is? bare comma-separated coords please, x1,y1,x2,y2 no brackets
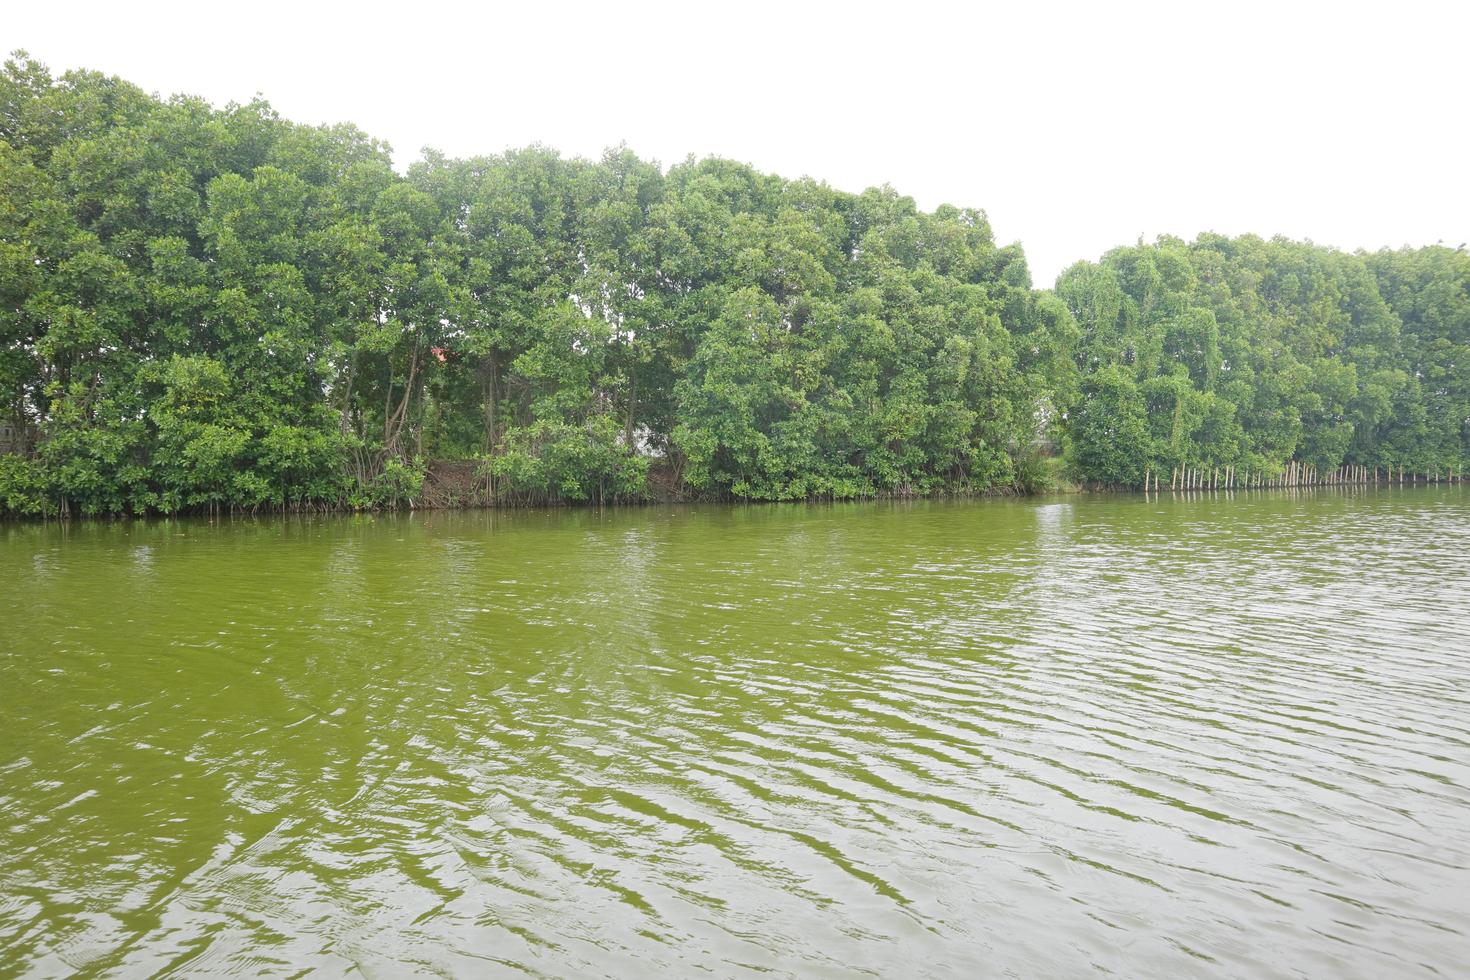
3,488,1469,977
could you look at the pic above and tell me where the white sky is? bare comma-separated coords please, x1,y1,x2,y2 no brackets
7,0,1467,286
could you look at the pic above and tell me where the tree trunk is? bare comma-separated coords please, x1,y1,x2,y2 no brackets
625,365,638,451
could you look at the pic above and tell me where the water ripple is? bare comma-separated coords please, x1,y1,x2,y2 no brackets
2,487,1469,976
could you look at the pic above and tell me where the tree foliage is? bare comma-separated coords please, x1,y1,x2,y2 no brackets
1055,235,1470,485
1,54,1465,515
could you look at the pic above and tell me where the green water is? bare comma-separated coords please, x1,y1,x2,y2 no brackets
3,488,1469,977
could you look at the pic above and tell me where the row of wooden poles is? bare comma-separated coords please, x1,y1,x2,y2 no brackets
1139,462,1465,491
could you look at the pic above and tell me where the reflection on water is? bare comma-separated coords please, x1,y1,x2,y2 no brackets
2,488,1469,976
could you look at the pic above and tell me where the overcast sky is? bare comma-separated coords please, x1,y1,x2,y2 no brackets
7,0,1467,285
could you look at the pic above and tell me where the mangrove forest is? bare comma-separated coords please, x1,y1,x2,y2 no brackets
2,52,1467,516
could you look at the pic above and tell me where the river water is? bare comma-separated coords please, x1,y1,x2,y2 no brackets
2,487,1468,977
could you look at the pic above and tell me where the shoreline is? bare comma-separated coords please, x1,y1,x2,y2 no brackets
7,477,1466,525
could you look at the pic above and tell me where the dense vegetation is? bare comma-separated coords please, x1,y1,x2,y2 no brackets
2,54,1466,516
1058,236,1470,488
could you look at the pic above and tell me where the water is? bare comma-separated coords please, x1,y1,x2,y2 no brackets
2,488,1469,977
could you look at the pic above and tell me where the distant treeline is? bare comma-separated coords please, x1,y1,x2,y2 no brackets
2,53,1466,516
